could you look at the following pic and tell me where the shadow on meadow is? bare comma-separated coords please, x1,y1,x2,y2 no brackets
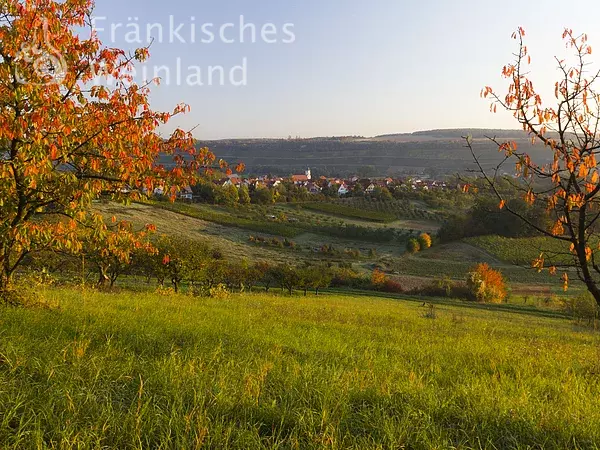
217,388,596,449
328,288,573,321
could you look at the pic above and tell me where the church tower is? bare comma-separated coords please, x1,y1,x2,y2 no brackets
306,168,312,180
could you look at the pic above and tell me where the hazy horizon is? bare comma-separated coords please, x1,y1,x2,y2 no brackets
191,127,530,141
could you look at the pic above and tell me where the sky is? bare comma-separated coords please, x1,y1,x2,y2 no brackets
91,0,600,139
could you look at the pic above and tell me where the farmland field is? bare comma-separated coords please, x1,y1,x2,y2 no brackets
337,197,444,222
466,235,572,266
94,202,578,290
301,202,397,223
93,202,413,267
1,288,599,449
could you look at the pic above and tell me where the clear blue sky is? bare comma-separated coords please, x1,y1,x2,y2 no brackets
92,0,600,139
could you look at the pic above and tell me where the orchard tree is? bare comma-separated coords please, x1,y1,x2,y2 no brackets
406,239,421,254
470,27,600,306
238,184,251,205
0,0,239,291
84,219,154,288
417,233,432,250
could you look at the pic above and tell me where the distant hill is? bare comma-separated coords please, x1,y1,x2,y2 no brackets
186,129,552,178
374,129,532,142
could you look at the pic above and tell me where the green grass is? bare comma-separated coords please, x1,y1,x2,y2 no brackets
466,235,572,266
148,201,400,243
339,198,444,222
1,288,600,448
146,201,304,238
301,202,397,223
390,252,563,284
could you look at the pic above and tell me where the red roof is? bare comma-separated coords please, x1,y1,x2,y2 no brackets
292,175,309,182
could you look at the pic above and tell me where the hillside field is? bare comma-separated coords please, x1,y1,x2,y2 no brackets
94,201,566,290
0,289,599,449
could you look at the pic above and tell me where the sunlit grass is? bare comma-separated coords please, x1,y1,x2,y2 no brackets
0,289,599,448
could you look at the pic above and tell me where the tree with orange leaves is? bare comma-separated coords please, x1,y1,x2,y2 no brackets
466,263,507,304
468,27,600,306
0,0,240,293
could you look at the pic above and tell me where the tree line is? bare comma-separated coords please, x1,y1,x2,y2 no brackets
25,236,335,296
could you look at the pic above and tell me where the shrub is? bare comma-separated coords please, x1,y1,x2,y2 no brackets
563,292,599,326
371,269,387,288
381,279,403,294
466,263,507,303
209,284,230,300
331,268,365,289
411,277,457,298
418,233,432,250
345,248,361,259
406,239,421,254
423,303,437,319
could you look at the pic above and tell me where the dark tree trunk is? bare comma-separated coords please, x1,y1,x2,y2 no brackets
97,267,109,287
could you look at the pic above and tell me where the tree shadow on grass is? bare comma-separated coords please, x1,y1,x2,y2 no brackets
219,389,597,449
324,287,573,321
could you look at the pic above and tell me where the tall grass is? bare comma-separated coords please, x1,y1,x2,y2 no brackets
0,289,599,448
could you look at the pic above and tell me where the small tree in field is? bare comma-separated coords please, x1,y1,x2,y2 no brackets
406,239,421,254
466,263,507,304
84,220,154,288
299,265,333,296
238,185,251,205
371,268,387,288
417,233,432,250
470,27,600,307
0,0,239,294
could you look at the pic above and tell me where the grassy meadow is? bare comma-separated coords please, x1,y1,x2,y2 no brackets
1,288,599,449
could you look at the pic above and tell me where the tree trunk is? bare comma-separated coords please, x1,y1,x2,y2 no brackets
583,276,600,308
0,269,12,293
97,266,109,287
0,250,16,292
576,217,600,308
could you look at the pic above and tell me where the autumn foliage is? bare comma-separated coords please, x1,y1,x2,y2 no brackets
0,0,238,290
406,239,421,254
371,269,387,287
466,263,507,304
417,233,432,250
470,27,600,307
